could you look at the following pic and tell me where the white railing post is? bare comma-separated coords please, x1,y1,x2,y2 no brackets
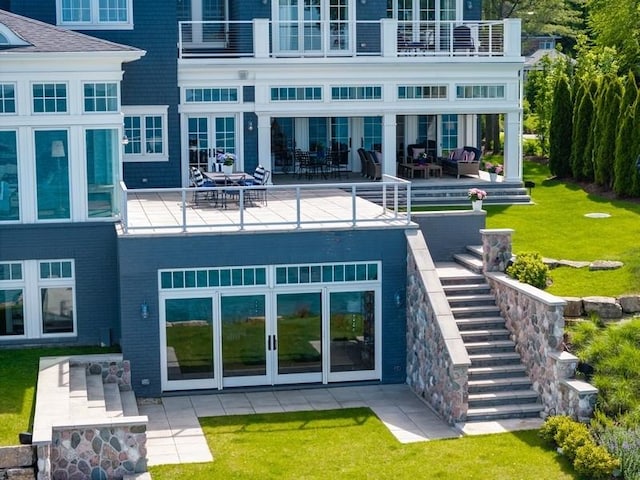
381,18,397,57
181,189,187,233
119,181,128,234
239,189,245,230
295,187,302,228
503,18,521,57
406,182,412,224
254,19,270,58
351,185,357,227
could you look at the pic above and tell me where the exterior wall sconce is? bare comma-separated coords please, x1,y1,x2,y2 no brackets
360,0,366,4
121,135,129,145
140,301,149,319
247,120,254,132
466,0,473,9
262,0,268,4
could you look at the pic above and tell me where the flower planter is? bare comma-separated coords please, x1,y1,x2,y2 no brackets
489,172,497,182
222,164,233,175
471,200,483,211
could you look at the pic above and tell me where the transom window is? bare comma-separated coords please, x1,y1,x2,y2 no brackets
398,85,447,99
32,83,67,114
276,262,379,285
123,107,168,160
0,84,16,114
185,88,238,103
57,0,133,29
331,86,382,101
271,87,322,101
456,84,505,99
160,267,268,290
83,82,118,112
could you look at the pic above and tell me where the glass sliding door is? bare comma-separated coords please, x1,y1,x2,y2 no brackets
0,131,18,221
221,294,269,387
187,115,237,172
275,291,322,383
85,129,117,218
163,297,215,389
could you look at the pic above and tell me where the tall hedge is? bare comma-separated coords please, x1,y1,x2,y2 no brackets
549,76,573,177
613,98,638,196
572,84,596,180
569,79,587,178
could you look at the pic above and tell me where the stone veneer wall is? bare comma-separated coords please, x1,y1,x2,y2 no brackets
0,445,36,480
480,229,597,419
405,230,470,424
70,359,132,392
37,422,147,480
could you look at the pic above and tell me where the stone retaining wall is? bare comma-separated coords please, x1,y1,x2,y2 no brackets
70,358,132,391
405,230,470,424
0,446,35,480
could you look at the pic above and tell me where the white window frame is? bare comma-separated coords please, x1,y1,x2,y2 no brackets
56,0,134,30
83,82,119,113
0,83,17,115
31,82,68,115
122,106,169,162
0,260,77,341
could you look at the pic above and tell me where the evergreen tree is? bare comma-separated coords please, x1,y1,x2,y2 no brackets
549,75,573,177
580,80,598,181
593,75,622,187
571,83,596,180
613,97,637,196
569,79,586,178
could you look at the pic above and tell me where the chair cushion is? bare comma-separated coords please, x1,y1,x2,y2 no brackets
412,148,425,159
190,167,205,187
374,151,383,164
461,150,476,162
254,165,266,184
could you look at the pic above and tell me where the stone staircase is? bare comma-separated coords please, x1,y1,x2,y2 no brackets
437,247,543,422
33,355,148,480
355,179,531,207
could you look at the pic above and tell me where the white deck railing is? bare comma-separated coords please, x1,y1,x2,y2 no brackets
178,19,518,59
119,175,411,234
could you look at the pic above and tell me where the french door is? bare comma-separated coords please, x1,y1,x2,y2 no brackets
160,287,379,391
275,0,352,55
187,115,236,172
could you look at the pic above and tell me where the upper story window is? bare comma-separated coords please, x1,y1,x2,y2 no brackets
331,86,382,101
398,85,447,100
123,106,169,161
57,0,133,29
0,84,16,114
32,83,67,114
456,84,505,99
83,82,118,112
271,87,322,102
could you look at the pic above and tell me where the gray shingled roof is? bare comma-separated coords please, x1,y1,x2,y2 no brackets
0,9,142,54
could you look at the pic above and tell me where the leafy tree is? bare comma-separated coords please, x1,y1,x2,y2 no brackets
587,0,640,74
549,75,573,177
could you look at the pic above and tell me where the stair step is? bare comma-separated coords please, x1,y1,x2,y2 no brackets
69,365,88,416
442,283,490,294
453,254,483,273
468,389,540,407
103,383,124,418
466,245,483,258
466,403,543,421
465,340,516,354
460,329,511,342
451,305,501,318
86,373,107,417
448,294,496,307
121,390,139,417
468,377,533,393
468,364,528,379
469,352,522,366
456,316,506,330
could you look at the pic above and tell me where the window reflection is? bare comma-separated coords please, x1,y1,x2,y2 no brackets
329,291,375,372
41,287,73,334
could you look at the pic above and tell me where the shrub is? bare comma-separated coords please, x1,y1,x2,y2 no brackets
539,415,574,444
523,138,542,156
597,425,640,480
506,252,550,289
561,423,591,461
573,442,620,480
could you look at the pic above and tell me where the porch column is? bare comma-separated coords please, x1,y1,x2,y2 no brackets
503,111,522,182
253,19,270,59
257,115,272,180
381,19,398,57
383,113,397,177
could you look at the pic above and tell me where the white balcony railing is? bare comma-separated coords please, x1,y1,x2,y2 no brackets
118,176,412,235
178,19,518,59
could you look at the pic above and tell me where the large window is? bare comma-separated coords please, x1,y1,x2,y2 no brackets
57,0,133,29
123,106,168,161
0,131,19,221
32,83,67,114
86,129,118,217
0,260,76,340
35,130,70,220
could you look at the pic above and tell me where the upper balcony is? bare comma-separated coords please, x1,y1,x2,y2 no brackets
178,18,521,61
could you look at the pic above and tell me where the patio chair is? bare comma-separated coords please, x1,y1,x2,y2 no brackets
189,167,215,205
251,165,270,205
357,148,368,178
365,150,382,181
453,25,475,52
295,149,312,179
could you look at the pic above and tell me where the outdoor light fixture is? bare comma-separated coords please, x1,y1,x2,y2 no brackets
140,301,149,319
466,0,473,9
360,0,366,4
247,120,254,132
121,134,129,145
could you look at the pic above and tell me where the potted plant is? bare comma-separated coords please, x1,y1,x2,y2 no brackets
221,153,236,175
468,187,487,211
483,162,503,182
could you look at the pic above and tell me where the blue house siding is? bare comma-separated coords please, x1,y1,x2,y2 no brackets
0,223,120,346
413,211,485,262
118,228,408,397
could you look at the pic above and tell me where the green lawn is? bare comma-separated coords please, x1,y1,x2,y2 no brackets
0,346,118,446
150,408,578,480
485,162,640,297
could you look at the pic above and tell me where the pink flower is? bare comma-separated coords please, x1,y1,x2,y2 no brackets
468,188,487,201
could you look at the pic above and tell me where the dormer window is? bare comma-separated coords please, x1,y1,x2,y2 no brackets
0,24,30,47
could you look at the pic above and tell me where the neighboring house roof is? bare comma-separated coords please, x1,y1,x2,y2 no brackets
0,8,143,56
524,48,571,70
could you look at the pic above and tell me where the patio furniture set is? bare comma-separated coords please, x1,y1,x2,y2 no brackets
189,165,270,209
398,144,481,179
